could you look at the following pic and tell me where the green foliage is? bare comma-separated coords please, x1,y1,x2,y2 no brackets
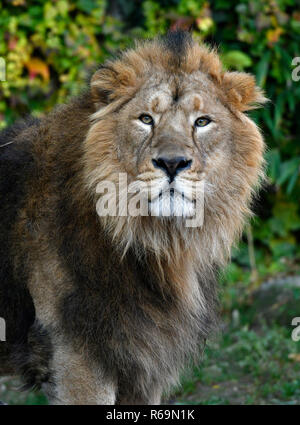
0,0,299,278
176,303,300,404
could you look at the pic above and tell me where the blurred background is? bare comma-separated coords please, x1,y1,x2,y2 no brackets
0,0,300,405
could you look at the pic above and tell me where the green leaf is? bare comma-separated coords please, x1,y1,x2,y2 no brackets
266,149,281,181
277,158,300,186
287,169,300,194
77,0,98,13
274,92,285,129
222,50,252,71
256,51,271,87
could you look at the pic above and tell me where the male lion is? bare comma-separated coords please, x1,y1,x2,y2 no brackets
0,31,266,404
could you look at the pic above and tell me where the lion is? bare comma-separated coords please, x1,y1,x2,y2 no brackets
0,31,266,404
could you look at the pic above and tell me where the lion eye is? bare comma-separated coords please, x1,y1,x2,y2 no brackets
195,117,211,127
139,114,154,125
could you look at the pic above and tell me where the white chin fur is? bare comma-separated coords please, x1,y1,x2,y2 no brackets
149,190,195,218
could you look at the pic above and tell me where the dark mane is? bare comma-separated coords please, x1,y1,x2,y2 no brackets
161,30,193,65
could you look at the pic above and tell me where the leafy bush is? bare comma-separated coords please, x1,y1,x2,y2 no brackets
0,0,299,282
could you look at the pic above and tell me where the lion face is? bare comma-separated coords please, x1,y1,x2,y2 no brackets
114,71,233,218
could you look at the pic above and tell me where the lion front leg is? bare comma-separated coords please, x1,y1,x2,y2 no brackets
43,342,117,405
116,380,162,405
117,392,162,405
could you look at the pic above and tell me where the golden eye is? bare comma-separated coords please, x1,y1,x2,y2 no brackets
139,114,154,125
195,117,211,127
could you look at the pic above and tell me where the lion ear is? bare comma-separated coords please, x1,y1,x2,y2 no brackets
90,66,118,107
222,71,268,112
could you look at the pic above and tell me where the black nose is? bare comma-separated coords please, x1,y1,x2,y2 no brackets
152,156,192,181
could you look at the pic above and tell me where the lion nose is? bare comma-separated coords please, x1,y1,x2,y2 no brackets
152,156,192,181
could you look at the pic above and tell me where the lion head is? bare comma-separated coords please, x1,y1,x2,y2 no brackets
83,31,267,268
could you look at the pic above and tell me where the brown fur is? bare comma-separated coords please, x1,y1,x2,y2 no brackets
0,31,267,404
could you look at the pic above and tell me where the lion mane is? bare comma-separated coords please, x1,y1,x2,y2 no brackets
0,31,266,404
